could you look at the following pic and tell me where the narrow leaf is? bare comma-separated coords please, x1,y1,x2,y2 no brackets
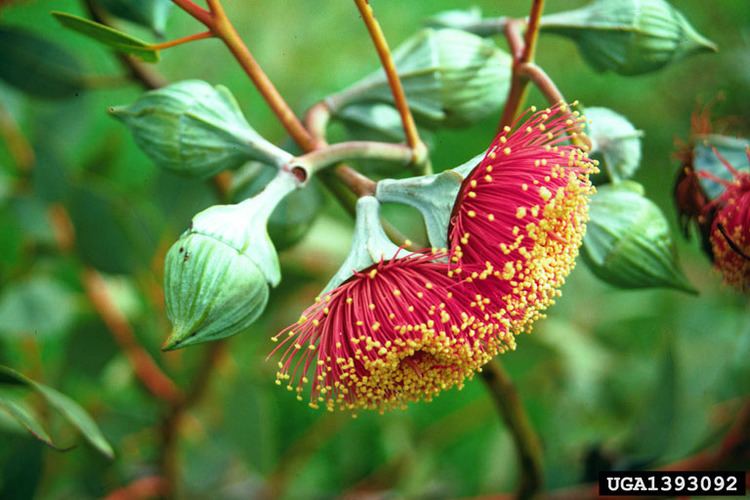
0,366,114,458
51,11,159,63
0,397,71,451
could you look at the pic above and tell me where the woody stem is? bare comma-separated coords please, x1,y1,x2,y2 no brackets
150,31,214,50
352,0,422,157
169,0,385,202
499,0,546,130
294,141,414,177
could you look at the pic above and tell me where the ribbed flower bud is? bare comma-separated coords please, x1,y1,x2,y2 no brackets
582,182,695,292
163,172,297,350
110,80,293,178
540,0,717,75
327,28,512,128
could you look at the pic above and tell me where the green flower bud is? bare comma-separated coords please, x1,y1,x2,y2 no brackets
586,107,643,182
327,29,512,128
323,196,405,294
110,80,293,178
540,0,717,75
163,172,297,350
582,182,695,292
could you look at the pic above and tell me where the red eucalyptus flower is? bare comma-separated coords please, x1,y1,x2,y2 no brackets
448,104,596,335
271,251,512,412
702,150,750,291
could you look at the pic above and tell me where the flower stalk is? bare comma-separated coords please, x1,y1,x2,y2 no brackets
292,141,414,178
150,30,214,50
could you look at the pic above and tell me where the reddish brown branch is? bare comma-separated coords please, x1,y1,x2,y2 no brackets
353,0,421,153
82,269,183,405
103,476,168,500
499,0,546,130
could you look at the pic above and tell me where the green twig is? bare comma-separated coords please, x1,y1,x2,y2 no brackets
481,360,543,500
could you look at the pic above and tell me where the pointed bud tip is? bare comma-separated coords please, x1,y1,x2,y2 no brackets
161,326,194,351
107,105,127,119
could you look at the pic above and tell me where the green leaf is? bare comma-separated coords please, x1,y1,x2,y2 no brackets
582,182,695,293
0,276,78,339
51,11,160,63
0,26,86,99
0,397,67,451
0,366,114,458
98,0,174,35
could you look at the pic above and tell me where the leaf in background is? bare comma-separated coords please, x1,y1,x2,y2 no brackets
0,397,64,450
0,437,43,500
0,366,114,458
0,210,24,282
7,195,58,248
68,183,159,274
0,26,86,99
51,12,160,63
693,134,750,200
582,182,696,292
0,276,77,339
621,336,678,462
98,0,174,35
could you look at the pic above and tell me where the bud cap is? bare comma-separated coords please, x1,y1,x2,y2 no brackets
694,134,750,200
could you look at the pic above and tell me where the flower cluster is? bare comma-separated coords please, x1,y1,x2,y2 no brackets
272,104,595,411
271,251,511,412
449,104,595,335
702,152,750,291
672,107,750,292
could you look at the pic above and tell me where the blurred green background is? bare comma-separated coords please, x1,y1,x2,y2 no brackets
0,0,749,498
